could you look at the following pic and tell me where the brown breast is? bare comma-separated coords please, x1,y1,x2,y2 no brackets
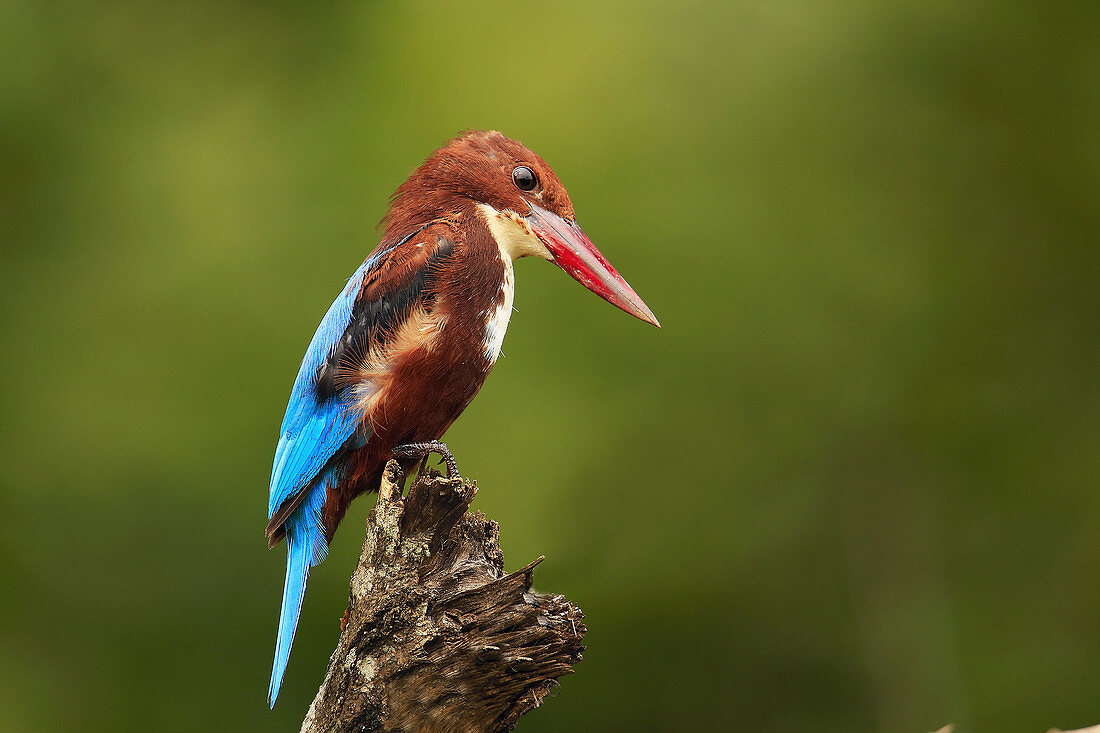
322,217,509,535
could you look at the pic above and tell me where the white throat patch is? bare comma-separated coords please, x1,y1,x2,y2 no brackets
476,203,551,261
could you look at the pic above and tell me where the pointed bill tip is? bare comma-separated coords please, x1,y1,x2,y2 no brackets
626,300,661,328
630,299,661,328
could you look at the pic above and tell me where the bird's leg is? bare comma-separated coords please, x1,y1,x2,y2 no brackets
391,440,460,478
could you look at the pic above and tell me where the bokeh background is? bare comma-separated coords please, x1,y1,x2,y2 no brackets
2,2,1098,731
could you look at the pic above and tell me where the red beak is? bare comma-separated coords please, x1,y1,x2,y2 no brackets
526,204,660,327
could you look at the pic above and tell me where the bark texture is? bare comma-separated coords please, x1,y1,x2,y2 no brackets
300,460,586,733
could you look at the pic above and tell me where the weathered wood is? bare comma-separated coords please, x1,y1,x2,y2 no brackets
300,460,586,733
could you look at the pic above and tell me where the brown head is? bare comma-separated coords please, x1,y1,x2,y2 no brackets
384,130,659,327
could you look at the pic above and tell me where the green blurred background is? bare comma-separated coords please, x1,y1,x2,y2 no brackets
2,1,1098,731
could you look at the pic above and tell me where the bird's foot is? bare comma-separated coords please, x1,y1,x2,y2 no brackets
391,440,460,478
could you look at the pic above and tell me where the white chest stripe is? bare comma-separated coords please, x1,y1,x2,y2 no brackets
484,260,514,363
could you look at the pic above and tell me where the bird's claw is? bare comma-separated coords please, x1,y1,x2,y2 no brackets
391,440,459,478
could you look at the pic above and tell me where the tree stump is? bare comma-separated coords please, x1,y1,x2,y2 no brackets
299,460,586,733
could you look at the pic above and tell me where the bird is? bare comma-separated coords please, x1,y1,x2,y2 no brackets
265,130,659,706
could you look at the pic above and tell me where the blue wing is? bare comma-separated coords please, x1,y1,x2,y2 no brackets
267,257,378,524
265,258,379,707
266,223,456,706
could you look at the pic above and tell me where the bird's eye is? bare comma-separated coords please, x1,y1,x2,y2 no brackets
512,166,537,192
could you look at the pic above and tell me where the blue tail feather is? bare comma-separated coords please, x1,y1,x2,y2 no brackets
268,479,331,707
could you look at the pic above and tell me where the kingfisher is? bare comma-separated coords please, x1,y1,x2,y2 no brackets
265,130,659,706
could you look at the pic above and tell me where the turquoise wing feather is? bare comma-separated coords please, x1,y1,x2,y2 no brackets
267,257,377,522
266,256,378,707
267,223,444,706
